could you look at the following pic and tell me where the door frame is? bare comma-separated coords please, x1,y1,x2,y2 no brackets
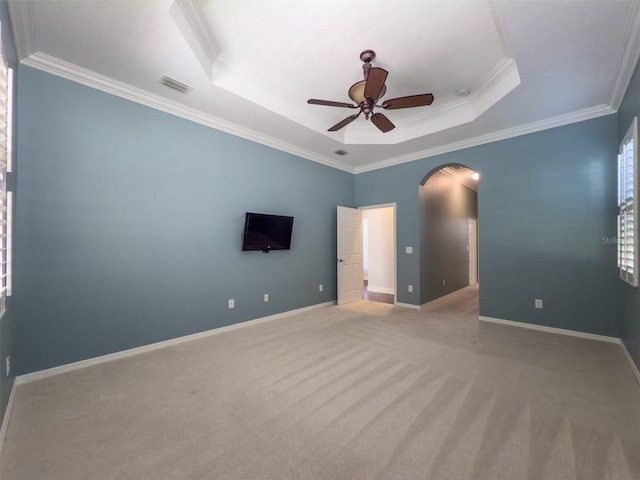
359,203,397,305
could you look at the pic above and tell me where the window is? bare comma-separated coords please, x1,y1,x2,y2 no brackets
618,117,638,287
0,31,12,316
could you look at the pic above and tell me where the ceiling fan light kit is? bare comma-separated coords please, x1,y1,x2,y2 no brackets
348,81,386,107
308,50,434,133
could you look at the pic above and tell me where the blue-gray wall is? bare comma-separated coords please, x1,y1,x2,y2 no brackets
356,115,621,337
0,0,17,429
14,66,353,374
618,56,640,373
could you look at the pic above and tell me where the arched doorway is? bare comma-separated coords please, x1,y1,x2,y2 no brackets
419,164,479,305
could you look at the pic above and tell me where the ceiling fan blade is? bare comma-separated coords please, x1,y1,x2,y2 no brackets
364,67,388,101
370,113,395,133
381,94,434,109
328,113,360,132
308,99,357,108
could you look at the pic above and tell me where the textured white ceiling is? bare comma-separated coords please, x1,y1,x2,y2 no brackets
8,0,640,172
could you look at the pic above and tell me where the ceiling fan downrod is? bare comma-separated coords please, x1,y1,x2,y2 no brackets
360,50,376,118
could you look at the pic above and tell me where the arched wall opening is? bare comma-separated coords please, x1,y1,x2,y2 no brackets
419,163,479,305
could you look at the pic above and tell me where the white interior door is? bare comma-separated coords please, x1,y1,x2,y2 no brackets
337,206,363,305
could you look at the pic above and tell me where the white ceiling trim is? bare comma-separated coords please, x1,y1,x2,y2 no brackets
469,58,520,120
20,51,353,173
610,0,640,110
169,0,220,81
489,0,514,59
354,104,616,174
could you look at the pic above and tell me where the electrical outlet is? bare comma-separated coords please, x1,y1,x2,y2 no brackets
264,293,269,302
228,299,235,309
408,285,413,293
319,284,323,292
5,356,10,377
442,279,446,286
535,298,543,309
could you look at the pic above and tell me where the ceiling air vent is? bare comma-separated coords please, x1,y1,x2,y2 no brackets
160,75,192,94
333,149,349,156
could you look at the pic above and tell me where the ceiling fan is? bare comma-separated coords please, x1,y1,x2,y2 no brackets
307,50,434,133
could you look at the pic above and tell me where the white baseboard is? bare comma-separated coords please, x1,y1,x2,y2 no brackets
619,340,640,386
478,316,620,343
367,285,394,295
396,302,421,310
479,315,640,386
0,378,17,461
17,301,335,385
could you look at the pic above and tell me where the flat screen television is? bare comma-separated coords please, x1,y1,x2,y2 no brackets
242,212,294,252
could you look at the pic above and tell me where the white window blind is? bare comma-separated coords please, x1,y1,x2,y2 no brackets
0,25,11,315
618,117,638,287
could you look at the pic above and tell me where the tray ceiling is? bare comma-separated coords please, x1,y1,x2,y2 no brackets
7,0,640,172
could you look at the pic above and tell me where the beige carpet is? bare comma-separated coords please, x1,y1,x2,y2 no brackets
1,286,639,479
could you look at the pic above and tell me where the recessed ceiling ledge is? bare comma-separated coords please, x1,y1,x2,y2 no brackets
170,0,221,81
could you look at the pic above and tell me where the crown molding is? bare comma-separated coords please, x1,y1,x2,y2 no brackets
21,52,354,173
354,104,616,174
609,0,640,110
